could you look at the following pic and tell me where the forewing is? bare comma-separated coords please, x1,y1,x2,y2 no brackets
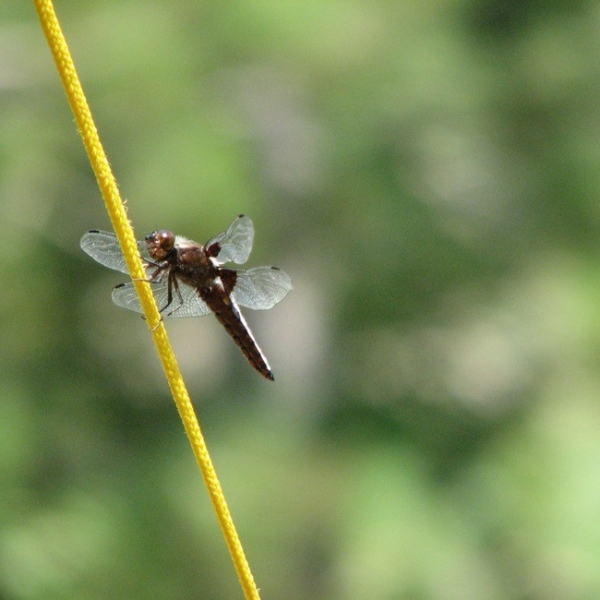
205,215,254,265
80,230,147,275
232,266,292,310
111,281,213,318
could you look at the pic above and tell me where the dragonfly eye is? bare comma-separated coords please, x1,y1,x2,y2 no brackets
156,230,175,250
145,230,175,259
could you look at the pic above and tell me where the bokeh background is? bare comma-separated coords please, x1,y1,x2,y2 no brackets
2,1,600,598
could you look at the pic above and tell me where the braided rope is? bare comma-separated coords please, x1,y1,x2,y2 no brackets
33,2,260,597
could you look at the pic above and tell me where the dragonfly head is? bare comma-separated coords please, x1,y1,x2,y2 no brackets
145,229,176,260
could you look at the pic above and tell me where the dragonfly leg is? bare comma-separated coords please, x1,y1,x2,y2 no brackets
163,274,185,316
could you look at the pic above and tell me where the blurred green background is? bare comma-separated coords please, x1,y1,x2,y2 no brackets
2,1,600,598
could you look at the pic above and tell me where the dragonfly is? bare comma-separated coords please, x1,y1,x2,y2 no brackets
80,215,292,381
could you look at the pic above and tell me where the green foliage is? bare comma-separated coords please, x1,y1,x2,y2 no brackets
2,1,600,597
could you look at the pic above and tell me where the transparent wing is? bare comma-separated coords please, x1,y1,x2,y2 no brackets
112,281,213,318
205,215,254,265
232,266,292,310
80,230,147,275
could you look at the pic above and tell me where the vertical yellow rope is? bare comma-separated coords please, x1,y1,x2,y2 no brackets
33,2,260,598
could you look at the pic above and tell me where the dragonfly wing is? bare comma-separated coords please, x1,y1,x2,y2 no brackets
205,215,254,265
112,281,213,318
111,282,145,313
81,230,147,275
231,266,292,310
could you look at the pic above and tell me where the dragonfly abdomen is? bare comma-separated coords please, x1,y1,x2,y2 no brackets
209,296,274,381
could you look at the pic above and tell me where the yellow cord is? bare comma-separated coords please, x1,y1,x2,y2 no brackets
33,2,260,598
